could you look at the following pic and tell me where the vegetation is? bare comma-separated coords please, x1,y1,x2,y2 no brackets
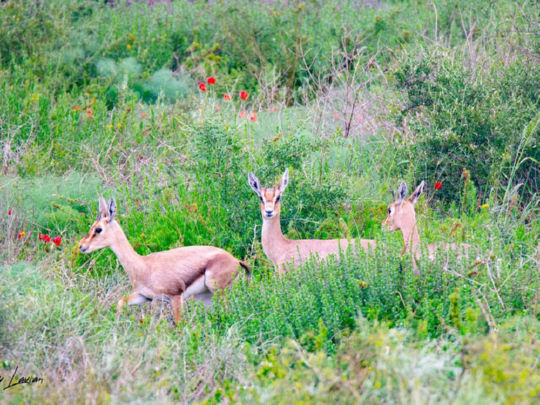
0,0,538,403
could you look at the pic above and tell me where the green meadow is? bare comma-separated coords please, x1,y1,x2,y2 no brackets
0,0,538,403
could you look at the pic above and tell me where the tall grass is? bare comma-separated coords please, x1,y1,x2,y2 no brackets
0,0,538,402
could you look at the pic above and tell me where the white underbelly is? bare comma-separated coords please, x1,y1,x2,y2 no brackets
183,276,209,299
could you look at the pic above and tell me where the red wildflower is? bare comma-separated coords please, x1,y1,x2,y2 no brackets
434,181,442,190
249,111,258,122
8,209,11,215
52,236,62,246
271,106,278,112
223,93,231,101
333,113,340,119
240,91,249,101
239,111,248,118
39,234,51,243
198,82,207,92
87,108,93,119
17,231,25,240
207,77,216,85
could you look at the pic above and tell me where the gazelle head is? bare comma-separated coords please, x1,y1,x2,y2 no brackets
382,181,424,232
79,196,117,253
248,169,289,220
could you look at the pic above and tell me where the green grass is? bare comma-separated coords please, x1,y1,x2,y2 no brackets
0,0,538,403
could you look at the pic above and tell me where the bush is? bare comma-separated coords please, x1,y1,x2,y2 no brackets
396,55,539,204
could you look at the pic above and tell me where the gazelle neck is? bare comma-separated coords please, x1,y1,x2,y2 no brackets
400,222,421,258
261,212,289,261
108,221,146,285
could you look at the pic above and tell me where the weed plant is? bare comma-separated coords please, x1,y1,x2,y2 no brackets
0,0,538,403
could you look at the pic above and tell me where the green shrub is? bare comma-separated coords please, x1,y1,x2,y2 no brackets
396,55,539,203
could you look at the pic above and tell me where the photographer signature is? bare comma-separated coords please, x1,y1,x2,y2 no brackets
1,366,44,390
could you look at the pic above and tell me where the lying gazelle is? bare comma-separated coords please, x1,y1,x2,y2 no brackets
248,169,376,273
79,197,250,323
382,181,470,274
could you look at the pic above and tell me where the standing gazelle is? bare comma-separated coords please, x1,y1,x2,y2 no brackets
382,181,470,274
248,169,376,273
79,197,250,323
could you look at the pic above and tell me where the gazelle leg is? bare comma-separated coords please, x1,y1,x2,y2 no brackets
170,295,184,324
117,292,149,317
277,263,287,276
412,256,421,277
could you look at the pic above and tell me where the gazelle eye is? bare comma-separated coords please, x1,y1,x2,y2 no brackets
95,227,102,234
259,196,264,203
275,195,280,203
387,208,392,215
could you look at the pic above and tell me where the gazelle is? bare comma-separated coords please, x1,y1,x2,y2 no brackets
79,197,250,323
248,169,376,274
382,181,470,274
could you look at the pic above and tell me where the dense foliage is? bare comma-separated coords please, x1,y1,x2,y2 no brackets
0,0,538,403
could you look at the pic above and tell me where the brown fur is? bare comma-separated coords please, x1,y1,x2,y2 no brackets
79,197,249,322
382,182,471,275
249,170,375,274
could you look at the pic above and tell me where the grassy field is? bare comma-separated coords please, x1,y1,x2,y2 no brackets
0,0,538,403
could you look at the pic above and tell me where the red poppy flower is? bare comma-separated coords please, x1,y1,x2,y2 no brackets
207,77,216,85
198,82,207,92
87,108,93,119
17,231,25,240
333,113,340,119
223,93,231,101
240,91,249,101
250,111,257,122
239,111,248,118
8,209,11,215
39,234,51,243
52,236,62,246
434,181,442,190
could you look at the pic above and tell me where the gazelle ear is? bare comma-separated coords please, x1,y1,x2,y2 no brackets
98,196,108,219
108,197,117,222
397,182,407,202
248,172,262,196
409,181,425,205
278,168,289,193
